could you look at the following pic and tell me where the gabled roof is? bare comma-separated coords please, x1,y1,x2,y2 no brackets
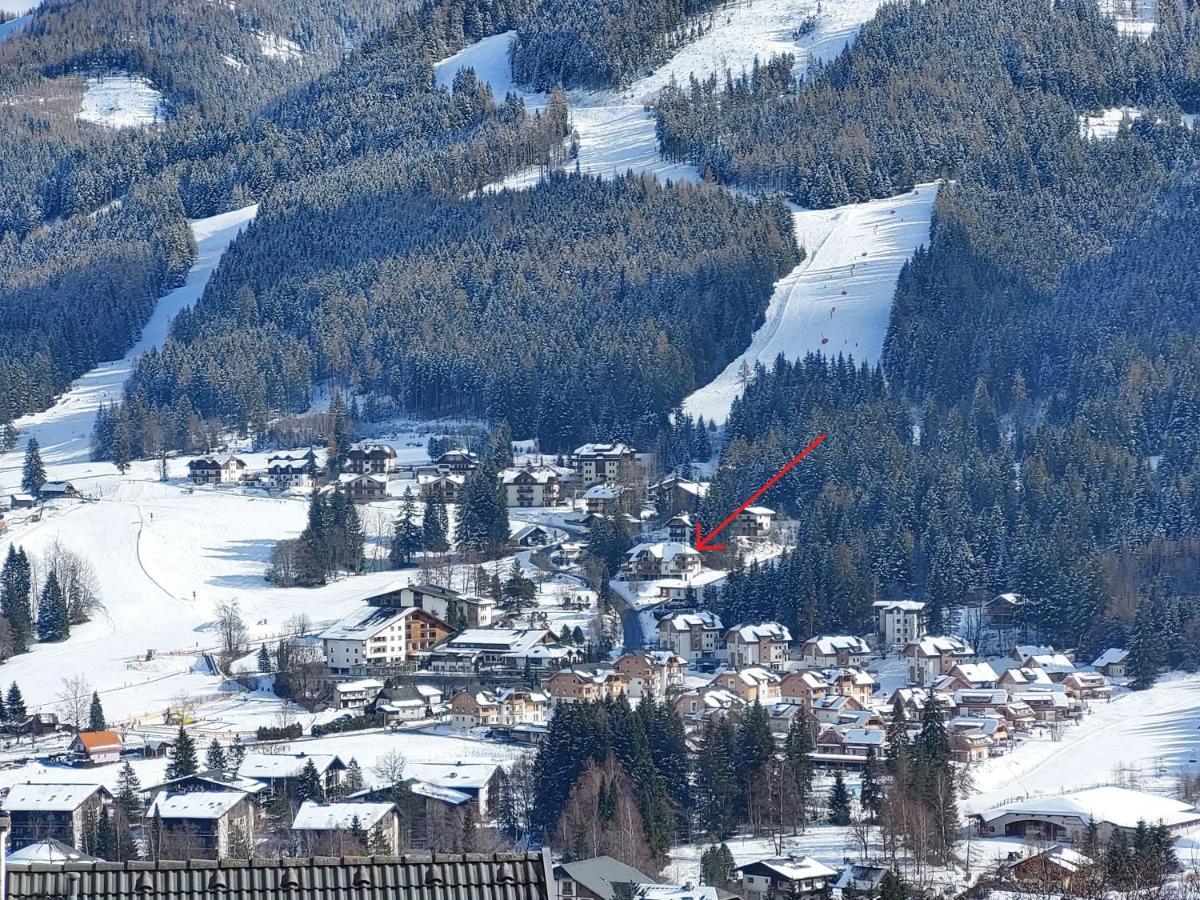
979,787,1200,830
572,443,635,458
148,790,246,820
6,839,99,864
804,635,871,655
729,622,792,643
73,730,124,753
320,605,434,641
627,542,699,563
1092,647,1129,668
872,599,925,611
910,635,973,657
553,855,657,900
659,611,723,631
237,753,344,780
3,783,109,812
736,857,838,881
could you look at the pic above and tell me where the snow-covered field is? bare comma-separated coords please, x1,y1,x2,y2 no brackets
77,73,166,128
684,184,939,422
0,11,28,41
0,0,36,17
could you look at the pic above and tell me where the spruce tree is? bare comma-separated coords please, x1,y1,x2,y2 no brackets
344,758,365,794
228,734,246,767
297,758,324,802
455,464,509,558
256,644,271,672
879,870,907,900
166,726,199,780
94,806,118,860
860,749,884,821
205,739,228,771
6,682,25,720
1128,593,1164,690
1,545,32,653
828,771,852,826
422,493,449,553
783,713,814,829
391,490,422,567
37,571,69,642
88,691,106,732
116,761,143,820
21,438,45,495
326,390,352,476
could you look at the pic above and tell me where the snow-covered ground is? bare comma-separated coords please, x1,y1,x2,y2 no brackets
0,11,29,41
0,0,36,17
964,673,1200,814
77,73,166,128
684,184,939,422
255,31,302,61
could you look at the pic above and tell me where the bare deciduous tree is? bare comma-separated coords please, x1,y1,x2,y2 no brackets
57,674,93,730
216,600,248,670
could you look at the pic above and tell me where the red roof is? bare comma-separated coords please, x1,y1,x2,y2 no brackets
75,731,123,753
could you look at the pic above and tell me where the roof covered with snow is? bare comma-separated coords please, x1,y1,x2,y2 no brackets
148,790,246,820
292,800,394,831
237,753,343,780
3,783,107,812
980,787,1200,830
730,622,792,643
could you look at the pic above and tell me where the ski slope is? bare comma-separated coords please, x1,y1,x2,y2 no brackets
0,12,28,41
77,73,166,129
684,183,939,422
435,0,888,186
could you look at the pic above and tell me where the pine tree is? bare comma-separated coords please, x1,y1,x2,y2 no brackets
297,757,324,802
228,735,246,767
205,739,228,771
828,771,851,825
0,691,7,722
36,571,69,642
885,694,909,776
256,644,271,672
879,870,907,900
391,489,423,567
326,390,352,476
422,493,449,553
166,726,199,780
860,749,884,821
1,545,33,653
487,421,514,470
455,464,509,558
344,758,365,794
94,805,118,860
116,761,143,819
6,682,25,720
783,713,814,829
1128,592,1165,690
348,814,368,850
694,716,736,838
88,691,106,732
21,438,45,495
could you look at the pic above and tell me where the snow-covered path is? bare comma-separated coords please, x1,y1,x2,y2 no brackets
684,183,939,422
0,205,257,484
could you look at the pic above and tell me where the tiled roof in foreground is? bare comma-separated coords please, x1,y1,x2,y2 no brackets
7,850,553,900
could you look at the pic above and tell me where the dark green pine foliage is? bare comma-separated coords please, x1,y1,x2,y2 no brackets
455,463,510,558
422,493,450,553
879,870,907,900
828,771,851,826
6,683,25,720
0,545,33,653
205,739,228,771
783,713,814,828
910,701,956,855
21,438,46,495
165,726,199,780
88,691,106,732
391,490,423,567
256,644,272,673
693,715,736,838
326,391,352,476
860,749,884,821
1128,591,1166,690
297,758,325,803
93,806,118,860
37,571,70,642
700,844,736,889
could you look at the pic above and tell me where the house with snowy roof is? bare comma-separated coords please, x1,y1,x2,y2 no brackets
872,599,926,650
320,605,451,675
68,730,124,766
543,668,629,706
815,725,886,767
1012,683,1077,723
725,622,792,669
403,761,504,817
147,790,257,859
905,635,974,685
798,635,871,669
142,769,269,798
499,465,564,507
1091,647,1129,679
810,694,866,726
941,661,999,691
428,628,578,673
553,855,658,900
998,665,1054,689
570,443,637,486
673,687,746,721
347,443,396,475
236,753,346,797
187,455,247,485
976,786,1200,844
984,592,1025,629
3,783,112,851
450,687,549,728
333,678,385,710
889,687,956,722
821,667,877,704
736,855,838,900
781,670,829,706
831,864,889,898
664,512,695,543
435,448,480,474
656,611,724,663
999,844,1094,891
418,471,465,503
713,667,783,704
650,474,708,516
614,650,686,700
584,483,625,516
621,542,702,581
292,801,399,854
342,472,388,503
263,449,317,488
732,505,775,538
1061,671,1112,701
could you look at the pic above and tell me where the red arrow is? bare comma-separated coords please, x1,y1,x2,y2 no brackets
694,433,826,552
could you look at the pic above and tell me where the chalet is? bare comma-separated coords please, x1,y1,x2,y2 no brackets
40,481,80,500
1000,699,1037,731
872,600,926,650
650,474,708,515
147,790,257,859
9,493,35,509
613,650,686,700
388,583,494,628
320,605,451,674
732,505,774,538
404,761,504,817
725,622,792,669
450,688,549,729
292,801,400,854
428,628,578,673
781,670,829,706
821,667,877,704
999,666,1053,689
737,856,838,900
713,667,782,704
952,688,1008,716
999,845,1094,892
236,753,346,797
675,687,746,720
571,443,637,486
657,611,724,663
905,635,973,685
810,694,866,725
554,856,658,900
950,715,1010,752
665,513,694,543
949,726,992,763
544,668,629,705
798,635,871,669
435,449,479,474
621,542,702,581
187,456,246,485
1020,652,1077,680
815,725,886,766
419,472,465,503
141,770,269,799
584,483,625,516
333,678,385,710
264,450,316,488
511,523,560,548
1062,671,1112,701
943,661,999,690
68,730,124,766
343,473,388,503
1014,684,1075,722
1091,647,1129,679
984,592,1025,629
3,783,111,851
347,444,396,475
1010,644,1056,662
832,865,889,898
499,466,563,507
373,683,444,724
889,687,955,722
976,787,1200,844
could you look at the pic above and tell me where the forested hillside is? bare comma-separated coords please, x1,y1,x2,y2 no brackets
690,0,1200,656
111,174,798,454
509,0,723,89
